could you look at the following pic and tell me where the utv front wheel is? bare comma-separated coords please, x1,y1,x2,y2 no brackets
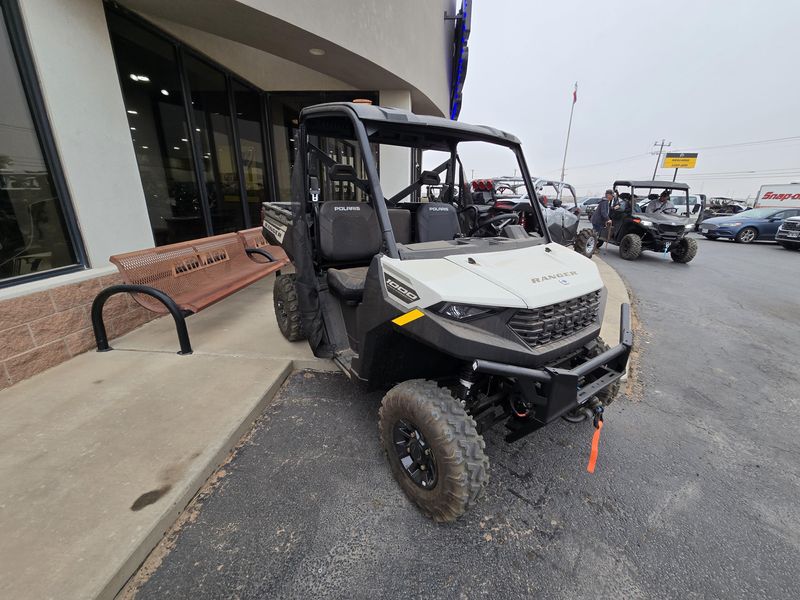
574,228,598,258
273,274,305,341
619,233,642,260
670,237,698,263
379,380,489,522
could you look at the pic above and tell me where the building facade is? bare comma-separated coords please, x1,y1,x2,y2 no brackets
0,0,465,387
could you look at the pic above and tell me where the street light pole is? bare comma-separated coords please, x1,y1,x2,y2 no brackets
651,139,671,179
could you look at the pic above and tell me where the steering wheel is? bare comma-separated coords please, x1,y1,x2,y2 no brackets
662,207,678,215
469,213,519,236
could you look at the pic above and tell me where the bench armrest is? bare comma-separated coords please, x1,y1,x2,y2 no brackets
245,247,276,262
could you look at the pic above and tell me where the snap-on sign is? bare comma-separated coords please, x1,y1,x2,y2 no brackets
762,192,800,200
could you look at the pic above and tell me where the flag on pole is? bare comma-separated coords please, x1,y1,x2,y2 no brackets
573,82,578,104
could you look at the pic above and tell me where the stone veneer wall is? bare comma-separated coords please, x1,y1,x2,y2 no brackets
0,273,157,389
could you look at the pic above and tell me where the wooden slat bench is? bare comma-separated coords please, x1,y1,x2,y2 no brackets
91,227,289,355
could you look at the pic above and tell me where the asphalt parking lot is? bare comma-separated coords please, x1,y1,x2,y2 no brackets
131,235,799,600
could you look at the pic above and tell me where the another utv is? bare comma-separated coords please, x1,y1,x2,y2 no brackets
606,180,698,262
468,177,597,257
263,103,632,522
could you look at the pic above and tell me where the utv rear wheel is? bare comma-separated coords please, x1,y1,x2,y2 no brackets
273,274,305,341
619,233,642,260
735,227,757,244
574,228,598,258
670,237,698,263
379,380,489,522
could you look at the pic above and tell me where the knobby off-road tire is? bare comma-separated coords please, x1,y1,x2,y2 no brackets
670,237,698,263
619,233,643,260
574,228,598,258
273,274,305,341
378,380,489,523
735,227,758,244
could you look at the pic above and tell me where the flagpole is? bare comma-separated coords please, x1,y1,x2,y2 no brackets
559,82,577,186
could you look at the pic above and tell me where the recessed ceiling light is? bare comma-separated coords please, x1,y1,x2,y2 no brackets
127,109,138,115
141,145,149,149
181,138,188,142
309,48,325,56
161,89,169,96
195,128,201,132
130,127,136,131
138,75,150,82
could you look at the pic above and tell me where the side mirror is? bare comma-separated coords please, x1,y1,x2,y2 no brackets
329,164,358,182
420,170,440,185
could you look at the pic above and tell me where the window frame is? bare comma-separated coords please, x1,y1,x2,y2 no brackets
0,0,87,288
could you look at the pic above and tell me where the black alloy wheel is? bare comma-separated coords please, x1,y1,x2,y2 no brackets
392,419,437,489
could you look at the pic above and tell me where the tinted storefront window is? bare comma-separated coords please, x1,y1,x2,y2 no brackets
0,5,78,283
268,92,378,201
233,81,268,224
106,11,203,245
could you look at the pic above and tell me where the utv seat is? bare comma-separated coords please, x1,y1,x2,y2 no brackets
415,202,461,242
388,208,412,244
319,201,382,304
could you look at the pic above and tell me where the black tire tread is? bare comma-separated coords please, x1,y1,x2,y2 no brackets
574,228,597,257
670,237,698,263
619,233,642,260
273,274,305,341
378,379,489,523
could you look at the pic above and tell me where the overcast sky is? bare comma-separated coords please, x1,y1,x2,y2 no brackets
457,0,800,199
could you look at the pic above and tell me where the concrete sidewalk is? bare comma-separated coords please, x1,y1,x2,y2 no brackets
0,260,629,600
0,276,332,600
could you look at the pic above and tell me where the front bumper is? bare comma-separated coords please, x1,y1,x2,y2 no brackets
776,229,800,242
700,224,736,238
473,303,633,442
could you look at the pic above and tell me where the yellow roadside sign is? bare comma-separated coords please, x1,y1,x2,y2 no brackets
662,152,698,169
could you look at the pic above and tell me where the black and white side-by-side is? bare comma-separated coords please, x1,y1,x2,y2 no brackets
263,103,633,522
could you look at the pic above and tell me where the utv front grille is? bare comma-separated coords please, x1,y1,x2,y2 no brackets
658,224,685,235
508,291,601,348
782,221,800,231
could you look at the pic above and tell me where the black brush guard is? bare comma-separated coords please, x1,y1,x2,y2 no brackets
473,303,633,442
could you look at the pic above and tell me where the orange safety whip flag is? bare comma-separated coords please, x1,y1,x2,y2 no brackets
586,420,603,473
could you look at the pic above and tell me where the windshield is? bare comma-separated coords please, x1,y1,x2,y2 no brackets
730,208,776,219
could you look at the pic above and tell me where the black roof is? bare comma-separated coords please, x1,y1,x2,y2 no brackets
301,102,521,145
613,180,690,191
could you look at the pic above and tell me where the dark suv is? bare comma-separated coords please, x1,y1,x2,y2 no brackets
776,215,800,250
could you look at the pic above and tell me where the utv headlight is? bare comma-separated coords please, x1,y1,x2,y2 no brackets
435,302,498,321
633,218,653,227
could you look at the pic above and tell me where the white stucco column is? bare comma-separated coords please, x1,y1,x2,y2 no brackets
378,90,412,197
18,0,154,268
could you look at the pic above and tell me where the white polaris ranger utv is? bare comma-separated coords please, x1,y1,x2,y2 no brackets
263,103,632,522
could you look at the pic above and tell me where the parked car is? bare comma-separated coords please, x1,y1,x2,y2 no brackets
775,215,800,250
578,196,602,219
699,207,800,243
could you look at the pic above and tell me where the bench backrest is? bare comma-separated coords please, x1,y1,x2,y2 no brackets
110,233,259,313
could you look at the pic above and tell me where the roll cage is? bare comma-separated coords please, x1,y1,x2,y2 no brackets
296,103,551,255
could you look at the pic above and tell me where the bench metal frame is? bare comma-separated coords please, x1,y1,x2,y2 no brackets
91,285,194,355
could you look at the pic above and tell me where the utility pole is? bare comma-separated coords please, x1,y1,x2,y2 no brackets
651,139,671,179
